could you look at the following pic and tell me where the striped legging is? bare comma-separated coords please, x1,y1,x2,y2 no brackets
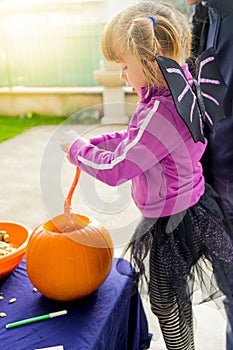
149,230,199,350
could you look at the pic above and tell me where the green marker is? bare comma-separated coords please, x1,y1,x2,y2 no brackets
6,310,67,329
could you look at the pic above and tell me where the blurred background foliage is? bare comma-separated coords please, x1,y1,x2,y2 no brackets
0,0,188,88
168,0,188,13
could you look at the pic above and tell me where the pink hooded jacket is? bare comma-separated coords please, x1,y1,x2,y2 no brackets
69,65,206,218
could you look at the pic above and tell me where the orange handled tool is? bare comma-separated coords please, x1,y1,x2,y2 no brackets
64,167,81,223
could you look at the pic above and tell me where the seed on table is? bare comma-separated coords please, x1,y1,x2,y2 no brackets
0,296,4,300
0,312,7,317
8,298,16,304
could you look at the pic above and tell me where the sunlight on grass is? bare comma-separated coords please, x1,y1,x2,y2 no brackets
0,113,67,143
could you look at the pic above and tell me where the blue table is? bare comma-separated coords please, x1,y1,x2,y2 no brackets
0,258,151,350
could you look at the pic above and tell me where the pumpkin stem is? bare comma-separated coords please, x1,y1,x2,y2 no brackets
64,167,81,223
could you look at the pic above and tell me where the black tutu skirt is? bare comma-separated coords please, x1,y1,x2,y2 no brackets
117,183,233,319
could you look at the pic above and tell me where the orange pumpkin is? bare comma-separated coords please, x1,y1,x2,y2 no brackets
26,213,114,301
26,168,114,301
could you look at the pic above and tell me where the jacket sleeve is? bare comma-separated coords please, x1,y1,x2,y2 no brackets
90,130,127,152
68,100,190,186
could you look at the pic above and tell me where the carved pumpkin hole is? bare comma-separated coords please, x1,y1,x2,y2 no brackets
43,214,90,234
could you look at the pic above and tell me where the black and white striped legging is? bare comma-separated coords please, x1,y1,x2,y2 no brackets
149,231,200,350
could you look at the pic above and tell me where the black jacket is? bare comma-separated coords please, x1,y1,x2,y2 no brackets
189,0,233,180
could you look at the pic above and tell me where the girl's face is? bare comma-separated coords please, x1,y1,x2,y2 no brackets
119,54,148,96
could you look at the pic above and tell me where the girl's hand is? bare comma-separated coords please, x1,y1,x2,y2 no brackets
60,130,80,153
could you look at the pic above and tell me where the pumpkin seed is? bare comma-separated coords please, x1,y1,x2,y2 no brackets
0,235,16,256
0,231,9,242
0,230,7,235
8,298,16,304
0,312,7,317
0,296,4,300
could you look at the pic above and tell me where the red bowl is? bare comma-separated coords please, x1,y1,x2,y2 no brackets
0,221,31,279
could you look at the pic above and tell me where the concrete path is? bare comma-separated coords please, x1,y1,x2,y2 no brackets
0,124,227,349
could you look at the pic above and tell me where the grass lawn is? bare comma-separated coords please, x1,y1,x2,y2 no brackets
0,113,67,143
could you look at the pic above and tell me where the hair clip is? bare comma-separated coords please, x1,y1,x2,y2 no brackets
147,16,157,27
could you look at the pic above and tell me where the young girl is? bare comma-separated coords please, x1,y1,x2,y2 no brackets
60,1,233,349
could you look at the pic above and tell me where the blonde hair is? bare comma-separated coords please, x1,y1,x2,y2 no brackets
101,1,192,88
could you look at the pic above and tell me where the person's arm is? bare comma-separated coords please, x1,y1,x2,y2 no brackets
64,100,189,186
90,130,127,151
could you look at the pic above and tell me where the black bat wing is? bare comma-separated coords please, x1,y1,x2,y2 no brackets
156,55,205,143
196,47,226,132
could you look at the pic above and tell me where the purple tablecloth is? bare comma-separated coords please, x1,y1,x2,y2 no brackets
0,258,151,350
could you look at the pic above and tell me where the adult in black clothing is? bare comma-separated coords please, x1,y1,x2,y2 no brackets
186,1,233,349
